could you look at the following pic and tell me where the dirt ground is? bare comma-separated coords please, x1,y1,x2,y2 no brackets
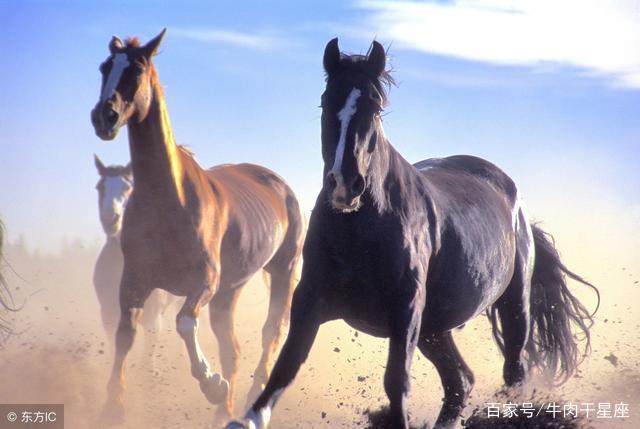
0,211,638,429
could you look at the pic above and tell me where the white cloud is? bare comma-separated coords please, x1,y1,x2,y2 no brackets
354,0,640,88
172,28,288,51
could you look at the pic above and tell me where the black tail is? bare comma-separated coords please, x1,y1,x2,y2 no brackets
488,224,600,384
525,224,599,384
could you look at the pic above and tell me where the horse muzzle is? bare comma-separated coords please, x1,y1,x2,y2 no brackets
91,102,121,141
325,171,365,213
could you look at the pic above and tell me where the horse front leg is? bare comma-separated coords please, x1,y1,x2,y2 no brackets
176,282,229,405
101,274,151,424
419,331,475,429
246,265,297,410
225,281,323,429
384,287,424,429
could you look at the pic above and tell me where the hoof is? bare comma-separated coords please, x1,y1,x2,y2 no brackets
497,380,525,399
434,403,464,429
99,399,125,426
200,373,230,404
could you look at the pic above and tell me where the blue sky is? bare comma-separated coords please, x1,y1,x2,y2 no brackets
1,0,639,251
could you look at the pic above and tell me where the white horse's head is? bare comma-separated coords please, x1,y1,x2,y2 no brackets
94,155,133,237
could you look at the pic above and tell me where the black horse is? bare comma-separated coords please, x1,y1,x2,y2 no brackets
226,39,599,429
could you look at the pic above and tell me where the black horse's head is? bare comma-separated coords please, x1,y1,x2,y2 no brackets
320,38,392,212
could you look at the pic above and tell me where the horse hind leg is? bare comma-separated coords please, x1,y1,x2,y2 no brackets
245,194,303,408
494,220,534,387
209,287,242,422
419,330,475,429
494,276,530,388
247,261,297,408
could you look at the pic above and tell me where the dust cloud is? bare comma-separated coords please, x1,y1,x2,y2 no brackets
0,200,638,428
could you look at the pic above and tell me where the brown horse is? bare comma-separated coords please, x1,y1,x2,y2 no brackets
90,30,304,424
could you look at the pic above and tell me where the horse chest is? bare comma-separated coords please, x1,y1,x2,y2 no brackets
324,215,415,282
330,235,380,278
323,236,396,321
121,205,214,289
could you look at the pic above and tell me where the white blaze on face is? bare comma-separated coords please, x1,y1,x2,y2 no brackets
330,88,362,182
100,175,131,233
101,53,130,102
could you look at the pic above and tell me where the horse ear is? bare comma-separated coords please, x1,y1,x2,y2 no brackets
323,38,341,76
94,154,107,175
143,28,166,58
367,40,386,77
109,36,124,54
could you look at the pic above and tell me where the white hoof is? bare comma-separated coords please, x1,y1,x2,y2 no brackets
200,373,229,404
223,408,271,429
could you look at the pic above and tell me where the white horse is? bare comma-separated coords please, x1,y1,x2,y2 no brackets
93,155,175,354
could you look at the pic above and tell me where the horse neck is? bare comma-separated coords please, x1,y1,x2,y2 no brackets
365,119,416,212
127,73,186,207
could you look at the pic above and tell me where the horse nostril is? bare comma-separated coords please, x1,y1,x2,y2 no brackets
351,175,365,196
105,108,119,127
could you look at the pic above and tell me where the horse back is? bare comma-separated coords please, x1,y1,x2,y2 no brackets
414,155,517,206
205,163,300,287
415,155,519,332
205,163,293,226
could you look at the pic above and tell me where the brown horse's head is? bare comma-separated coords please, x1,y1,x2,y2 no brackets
91,29,166,140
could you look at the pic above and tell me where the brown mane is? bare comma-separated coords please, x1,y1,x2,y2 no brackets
178,145,205,169
178,145,197,160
